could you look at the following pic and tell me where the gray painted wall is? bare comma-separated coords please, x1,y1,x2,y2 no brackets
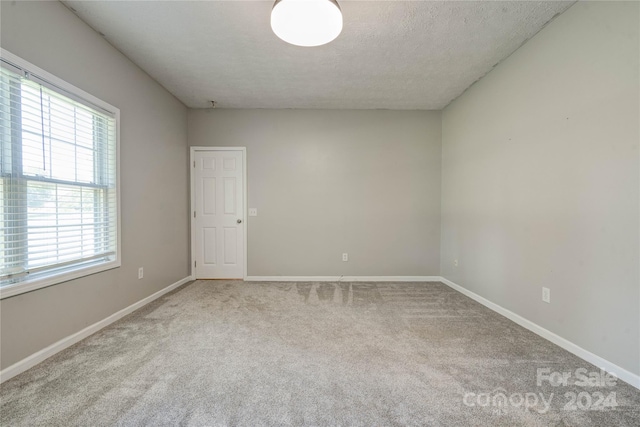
188,109,442,277
441,1,639,375
0,1,190,369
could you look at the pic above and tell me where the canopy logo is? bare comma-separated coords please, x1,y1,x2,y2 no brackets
462,388,553,414
462,367,619,417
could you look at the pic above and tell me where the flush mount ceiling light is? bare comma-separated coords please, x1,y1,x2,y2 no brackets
271,0,343,47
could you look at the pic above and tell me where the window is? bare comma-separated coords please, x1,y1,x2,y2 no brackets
0,50,119,298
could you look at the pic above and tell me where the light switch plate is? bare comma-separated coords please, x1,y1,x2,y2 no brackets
542,287,550,303
249,208,257,216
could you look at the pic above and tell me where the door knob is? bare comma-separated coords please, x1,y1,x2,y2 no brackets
237,219,242,224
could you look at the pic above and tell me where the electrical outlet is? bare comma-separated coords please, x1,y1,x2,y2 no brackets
454,259,459,267
542,287,550,303
138,267,144,279
249,208,257,217
342,253,348,262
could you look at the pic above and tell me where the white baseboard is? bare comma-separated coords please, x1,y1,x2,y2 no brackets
439,276,640,390
245,276,441,282
0,275,193,384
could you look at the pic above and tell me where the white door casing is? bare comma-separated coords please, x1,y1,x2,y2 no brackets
191,147,246,279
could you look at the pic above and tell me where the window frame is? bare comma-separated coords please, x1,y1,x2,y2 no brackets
0,49,121,299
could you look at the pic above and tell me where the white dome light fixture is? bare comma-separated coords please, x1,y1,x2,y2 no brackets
271,0,343,47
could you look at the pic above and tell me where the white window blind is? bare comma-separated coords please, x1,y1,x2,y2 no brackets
0,57,118,294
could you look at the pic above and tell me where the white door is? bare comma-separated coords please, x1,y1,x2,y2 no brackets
192,149,245,279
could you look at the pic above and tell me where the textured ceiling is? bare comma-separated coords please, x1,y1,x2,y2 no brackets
63,1,574,109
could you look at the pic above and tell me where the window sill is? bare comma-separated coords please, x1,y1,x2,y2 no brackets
0,259,121,300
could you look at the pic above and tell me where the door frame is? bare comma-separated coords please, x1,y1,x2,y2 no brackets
190,146,248,280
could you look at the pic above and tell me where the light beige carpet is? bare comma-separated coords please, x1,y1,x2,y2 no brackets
1,280,639,426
